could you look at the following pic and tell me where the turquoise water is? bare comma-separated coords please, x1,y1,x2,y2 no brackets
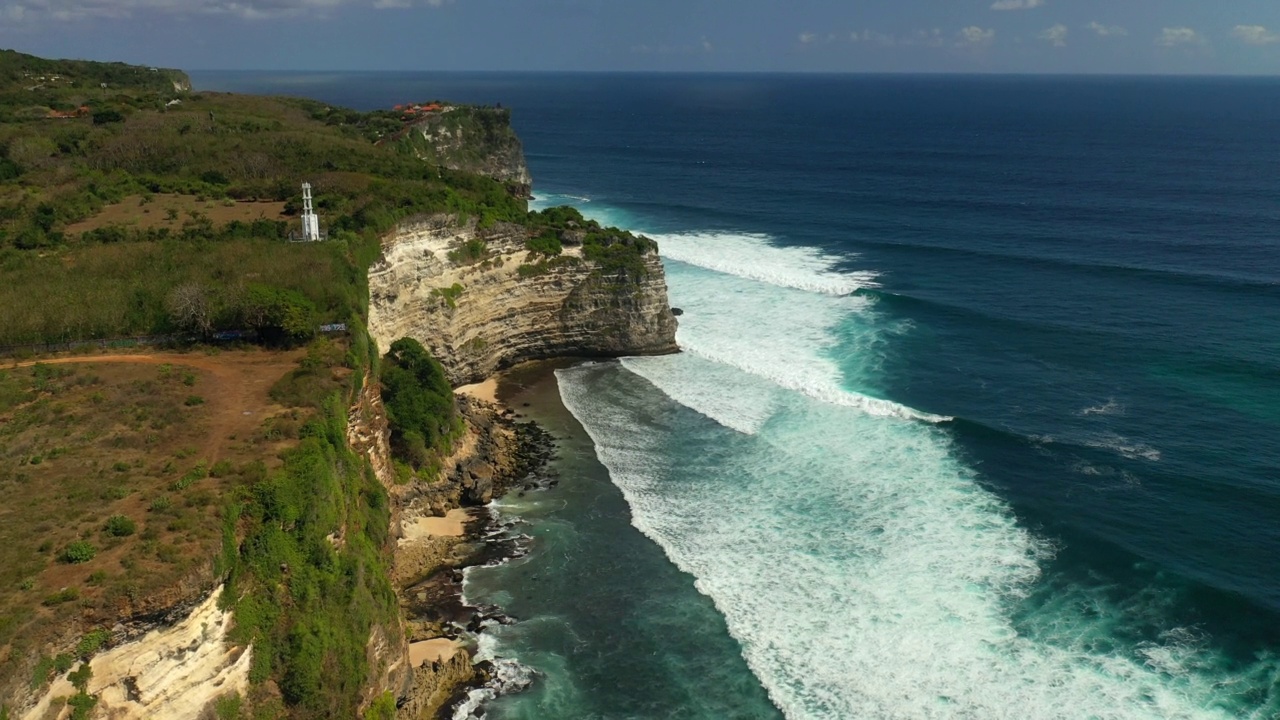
192,73,1280,718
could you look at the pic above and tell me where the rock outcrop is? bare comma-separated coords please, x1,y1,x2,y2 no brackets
20,587,250,720
402,107,532,198
368,215,679,386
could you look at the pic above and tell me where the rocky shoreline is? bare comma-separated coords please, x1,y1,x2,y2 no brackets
386,378,560,719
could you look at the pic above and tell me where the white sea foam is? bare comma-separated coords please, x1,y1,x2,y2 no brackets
1081,398,1126,416
620,354,780,435
653,231,877,296
1084,432,1163,462
549,222,1247,719
662,259,950,423
560,363,1245,720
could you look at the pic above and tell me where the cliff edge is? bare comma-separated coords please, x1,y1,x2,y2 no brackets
400,106,533,198
368,214,679,386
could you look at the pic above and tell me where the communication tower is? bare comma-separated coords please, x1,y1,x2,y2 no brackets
301,182,321,242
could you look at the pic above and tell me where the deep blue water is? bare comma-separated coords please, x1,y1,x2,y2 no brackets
195,72,1280,718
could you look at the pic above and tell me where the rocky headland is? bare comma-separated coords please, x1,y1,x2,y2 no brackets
399,106,534,199
361,155,680,714
368,215,679,387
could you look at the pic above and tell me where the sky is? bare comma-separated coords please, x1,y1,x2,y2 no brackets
1,0,1279,75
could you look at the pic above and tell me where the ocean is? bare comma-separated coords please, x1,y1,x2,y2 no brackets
194,71,1280,719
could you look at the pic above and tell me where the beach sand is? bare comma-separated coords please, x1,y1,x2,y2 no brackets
455,377,499,404
402,508,474,539
408,638,462,667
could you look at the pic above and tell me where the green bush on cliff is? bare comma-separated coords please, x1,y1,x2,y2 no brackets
525,232,562,257
381,338,462,472
219,343,397,717
526,205,656,280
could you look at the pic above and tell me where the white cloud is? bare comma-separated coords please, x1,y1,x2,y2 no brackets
990,0,1043,10
799,32,817,45
1039,23,1067,47
850,29,894,47
1085,21,1127,37
847,29,945,48
1234,25,1280,46
1157,27,1202,48
958,26,995,47
909,28,945,47
0,0,445,21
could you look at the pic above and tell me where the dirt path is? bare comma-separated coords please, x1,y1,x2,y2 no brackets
6,350,303,462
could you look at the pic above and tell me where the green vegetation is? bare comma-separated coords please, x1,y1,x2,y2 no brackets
0,54,527,349
66,662,95,719
447,237,489,265
59,541,97,564
525,231,562,257
524,206,657,281
0,356,302,703
218,342,398,717
74,628,110,658
103,514,136,537
0,48,188,125
430,282,465,309
0,48,665,717
393,105,527,193
381,338,463,474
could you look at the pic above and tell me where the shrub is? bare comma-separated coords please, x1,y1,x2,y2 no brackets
60,540,96,564
381,338,462,470
103,514,136,537
75,629,110,658
429,283,464,309
525,232,562,257
42,587,79,606
184,395,204,407
91,109,124,125
446,238,488,265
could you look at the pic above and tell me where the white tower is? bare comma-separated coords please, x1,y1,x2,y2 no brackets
301,182,321,241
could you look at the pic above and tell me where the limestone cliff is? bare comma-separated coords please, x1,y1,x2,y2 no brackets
368,215,679,387
401,107,532,198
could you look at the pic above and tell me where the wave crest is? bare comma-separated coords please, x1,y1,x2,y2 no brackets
651,231,877,296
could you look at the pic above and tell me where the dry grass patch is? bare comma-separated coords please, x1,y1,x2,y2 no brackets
0,349,304,694
64,193,288,236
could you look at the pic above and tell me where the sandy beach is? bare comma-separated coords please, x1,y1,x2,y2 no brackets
402,508,474,540
455,377,499,404
408,638,462,667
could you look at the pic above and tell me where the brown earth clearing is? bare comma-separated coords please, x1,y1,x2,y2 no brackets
0,348,306,694
64,194,289,236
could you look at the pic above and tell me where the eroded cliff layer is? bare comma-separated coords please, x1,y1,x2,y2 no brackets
368,215,679,386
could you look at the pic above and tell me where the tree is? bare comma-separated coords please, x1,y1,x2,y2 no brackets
165,283,213,336
242,285,316,345
381,338,459,468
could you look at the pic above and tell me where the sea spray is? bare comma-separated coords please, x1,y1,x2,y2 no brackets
555,229,1261,719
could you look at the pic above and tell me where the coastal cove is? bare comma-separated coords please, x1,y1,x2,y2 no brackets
457,362,783,719
0,63,1274,719
189,71,1280,719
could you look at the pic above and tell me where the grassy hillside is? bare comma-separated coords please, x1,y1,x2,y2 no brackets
0,59,529,349
0,49,664,718
0,50,515,718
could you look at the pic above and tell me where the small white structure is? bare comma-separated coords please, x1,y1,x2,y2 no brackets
300,182,322,242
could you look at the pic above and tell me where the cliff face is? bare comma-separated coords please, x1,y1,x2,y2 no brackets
403,107,532,198
20,587,250,720
367,215,679,387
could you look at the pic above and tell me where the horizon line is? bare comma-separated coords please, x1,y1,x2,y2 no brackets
185,68,1280,79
